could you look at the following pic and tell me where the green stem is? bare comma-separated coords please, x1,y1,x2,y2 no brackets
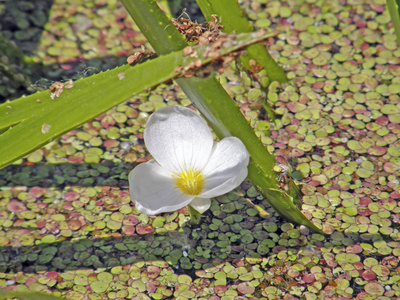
121,0,324,234
121,0,186,56
195,0,288,120
248,162,323,234
121,0,276,177
196,0,288,84
387,0,400,47
175,76,276,176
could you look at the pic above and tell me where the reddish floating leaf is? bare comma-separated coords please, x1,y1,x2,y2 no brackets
383,162,399,173
7,200,27,213
68,153,84,163
361,270,376,280
123,216,139,226
29,187,44,198
146,282,157,293
346,244,362,254
122,226,136,235
287,102,306,113
64,191,80,201
381,256,398,269
68,220,82,230
214,285,228,296
136,224,154,235
104,139,120,148
367,146,387,156
302,274,315,283
47,271,59,280
146,266,161,278
101,115,116,128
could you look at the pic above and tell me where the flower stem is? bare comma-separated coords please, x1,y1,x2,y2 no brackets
387,0,400,47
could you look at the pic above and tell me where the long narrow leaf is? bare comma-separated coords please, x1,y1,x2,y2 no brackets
387,0,400,47
196,0,287,120
196,0,288,84
121,0,324,234
0,32,268,169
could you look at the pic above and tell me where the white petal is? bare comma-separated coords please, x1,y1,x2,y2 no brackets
144,106,213,174
199,137,249,198
129,160,195,215
200,167,248,198
189,198,211,214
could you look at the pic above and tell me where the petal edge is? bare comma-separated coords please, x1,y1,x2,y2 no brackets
144,106,214,174
129,161,195,215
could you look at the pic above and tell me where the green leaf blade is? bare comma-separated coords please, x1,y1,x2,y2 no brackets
122,0,325,233
0,32,270,169
196,0,288,84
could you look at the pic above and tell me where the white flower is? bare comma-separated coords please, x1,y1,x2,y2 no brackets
129,106,249,215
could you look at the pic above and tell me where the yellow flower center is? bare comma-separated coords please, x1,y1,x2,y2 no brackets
172,169,204,195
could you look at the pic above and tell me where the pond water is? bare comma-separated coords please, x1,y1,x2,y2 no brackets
0,0,399,299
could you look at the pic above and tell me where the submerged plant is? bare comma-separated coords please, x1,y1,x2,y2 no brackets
128,106,249,215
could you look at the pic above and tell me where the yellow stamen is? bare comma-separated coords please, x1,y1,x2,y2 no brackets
172,169,204,195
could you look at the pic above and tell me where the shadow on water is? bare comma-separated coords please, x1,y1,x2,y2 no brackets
0,160,383,277
1,161,285,277
0,0,53,56
1,230,195,275
0,162,137,188
0,205,383,278
0,0,53,103
0,0,208,104
0,212,278,278
0,0,131,103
